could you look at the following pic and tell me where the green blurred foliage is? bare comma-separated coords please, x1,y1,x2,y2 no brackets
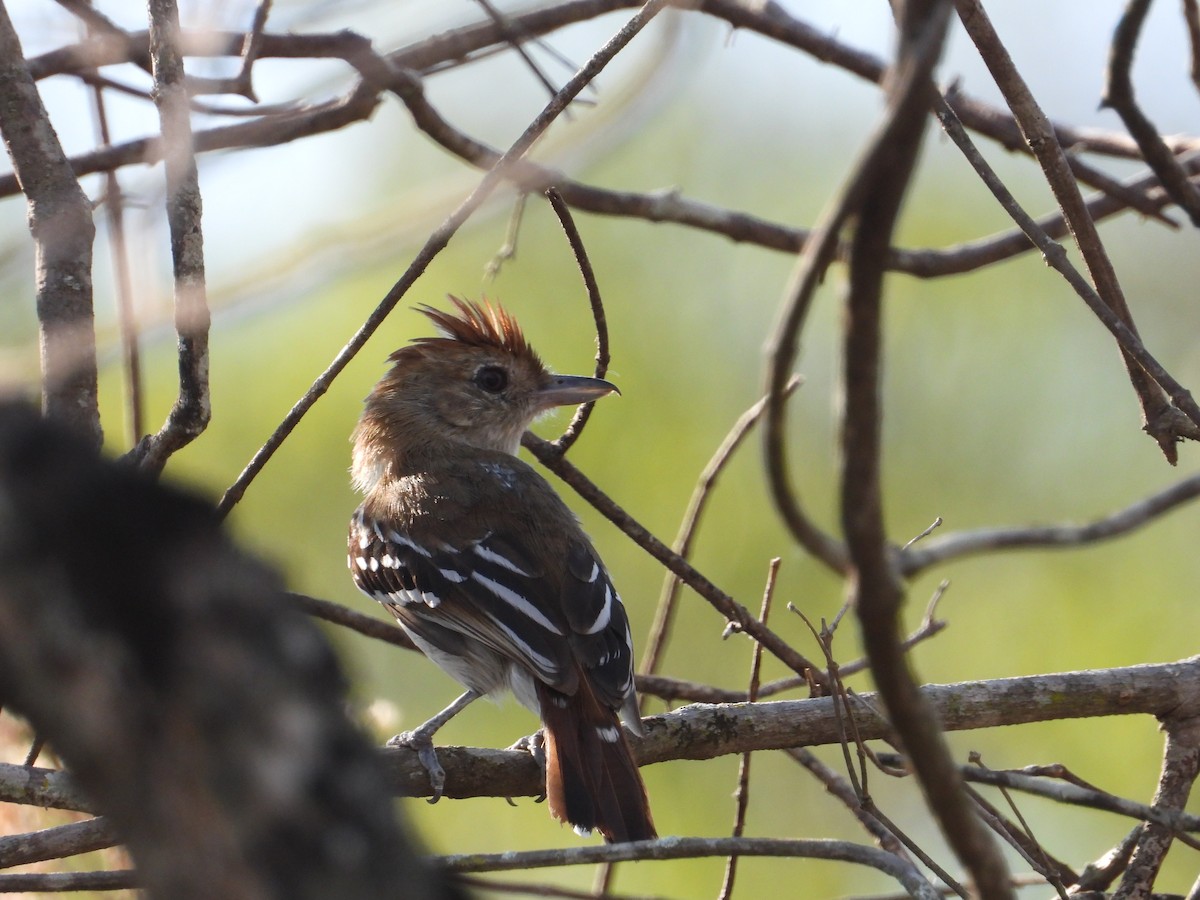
79,17,1200,900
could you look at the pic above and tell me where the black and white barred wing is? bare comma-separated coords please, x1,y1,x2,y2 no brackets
348,509,636,712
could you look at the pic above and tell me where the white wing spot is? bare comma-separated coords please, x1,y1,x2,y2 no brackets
368,557,379,572
595,725,620,743
438,567,467,583
358,532,370,550
354,556,368,571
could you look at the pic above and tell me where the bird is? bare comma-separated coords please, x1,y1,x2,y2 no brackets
347,297,655,843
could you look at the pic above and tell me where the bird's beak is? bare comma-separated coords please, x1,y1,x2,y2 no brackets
537,374,620,408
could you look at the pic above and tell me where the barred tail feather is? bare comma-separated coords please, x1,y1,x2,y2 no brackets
537,681,656,843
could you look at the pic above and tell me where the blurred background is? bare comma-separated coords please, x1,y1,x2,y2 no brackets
2,1,1200,895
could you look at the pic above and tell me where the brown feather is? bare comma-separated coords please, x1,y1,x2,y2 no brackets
537,679,656,843
412,296,543,369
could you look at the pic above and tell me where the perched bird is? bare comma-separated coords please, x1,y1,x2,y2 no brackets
348,298,655,843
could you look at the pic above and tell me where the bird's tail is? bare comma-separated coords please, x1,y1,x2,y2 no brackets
536,681,656,843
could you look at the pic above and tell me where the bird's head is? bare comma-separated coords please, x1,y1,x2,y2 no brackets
353,298,616,486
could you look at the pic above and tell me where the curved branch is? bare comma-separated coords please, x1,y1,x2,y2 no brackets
900,472,1200,576
1102,0,1200,227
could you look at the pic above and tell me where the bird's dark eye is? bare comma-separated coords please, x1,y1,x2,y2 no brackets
473,365,509,394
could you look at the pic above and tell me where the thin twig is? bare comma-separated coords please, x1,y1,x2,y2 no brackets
640,377,803,687
286,592,416,651
217,0,670,516
233,0,273,101
1102,0,1200,227
85,61,143,447
540,186,611,456
483,191,527,280
521,436,827,685
901,471,1200,576
955,0,1199,461
434,837,940,899
718,557,780,900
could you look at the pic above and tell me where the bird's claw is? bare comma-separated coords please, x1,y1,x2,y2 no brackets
388,729,447,803
508,729,547,802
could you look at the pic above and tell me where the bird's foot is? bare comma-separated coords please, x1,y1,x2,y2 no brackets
388,728,446,803
508,729,547,802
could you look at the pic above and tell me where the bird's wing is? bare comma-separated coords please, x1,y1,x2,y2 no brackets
349,506,635,710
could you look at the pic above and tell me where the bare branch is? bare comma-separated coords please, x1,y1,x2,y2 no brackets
901,472,1200,576
435,836,940,898
0,817,119,869
521,435,827,686
955,0,1199,461
1115,713,1200,897
718,558,780,900
129,0,211,473
640,377,804,685
538,187,611,456
1102,0,1200,227
218,0,669,516
0,3,99,446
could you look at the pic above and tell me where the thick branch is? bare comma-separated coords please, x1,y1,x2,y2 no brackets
0,402,453,900
8,657,1198,809
0,3,99,446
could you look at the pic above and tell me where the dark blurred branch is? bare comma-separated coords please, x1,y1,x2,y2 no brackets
1102,0,1200,227
128,0,211,473
832,1,1014,894
1187,0,1200,94
0,402,453,899
0,870,136,893
0,3,100,447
